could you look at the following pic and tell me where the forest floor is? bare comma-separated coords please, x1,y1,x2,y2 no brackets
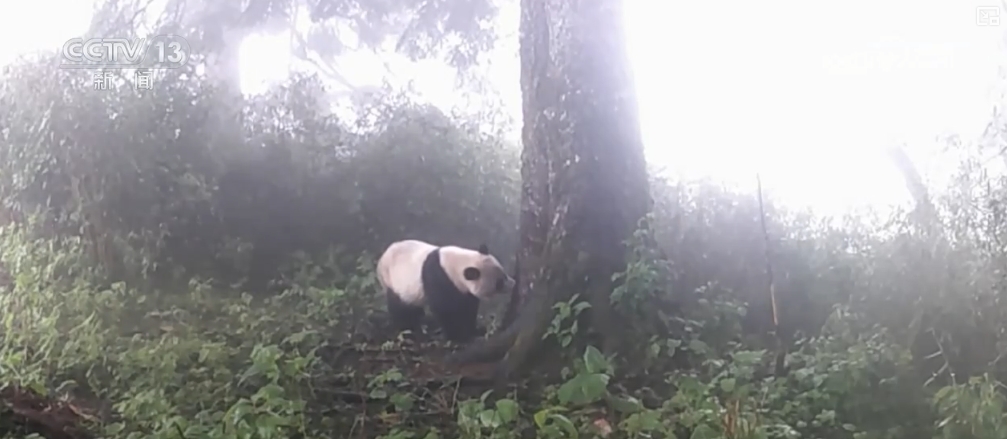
0,385,99,439
0,325,506,439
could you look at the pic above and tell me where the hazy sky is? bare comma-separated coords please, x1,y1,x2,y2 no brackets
1,0,1004,215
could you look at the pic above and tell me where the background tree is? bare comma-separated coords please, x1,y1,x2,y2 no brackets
450,0,651,379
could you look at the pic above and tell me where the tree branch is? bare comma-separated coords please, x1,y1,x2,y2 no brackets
755,174,785,376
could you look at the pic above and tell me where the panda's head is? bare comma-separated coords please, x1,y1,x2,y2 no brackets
441,243,515,300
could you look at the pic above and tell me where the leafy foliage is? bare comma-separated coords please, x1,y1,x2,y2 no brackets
0,54,519,293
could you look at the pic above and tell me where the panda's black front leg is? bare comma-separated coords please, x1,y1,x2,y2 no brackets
432,294,480,343
455,295,481,341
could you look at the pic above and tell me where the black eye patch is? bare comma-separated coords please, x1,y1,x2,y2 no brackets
464,267,481,281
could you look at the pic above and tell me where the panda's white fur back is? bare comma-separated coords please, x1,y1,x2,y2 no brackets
377,240,492,305
377,240,436,305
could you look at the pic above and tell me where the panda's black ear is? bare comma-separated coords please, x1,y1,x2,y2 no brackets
463,267,481,281
477,243,489,255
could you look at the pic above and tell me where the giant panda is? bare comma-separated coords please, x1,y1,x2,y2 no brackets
376,239,515,343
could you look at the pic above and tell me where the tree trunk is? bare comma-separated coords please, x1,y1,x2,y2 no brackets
449,0,649,380
887,145,937,228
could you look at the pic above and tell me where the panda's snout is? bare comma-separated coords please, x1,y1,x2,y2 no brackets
493,275,515,294
504,276,516,290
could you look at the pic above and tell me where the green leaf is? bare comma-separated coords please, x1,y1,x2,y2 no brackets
533,407,567,428
479,409,501,428
690,424,718,439
730,350,763,365
687,339,709,354
719,378,736,393
606,394,644,414
583,345,608,374
548,413,579,438
494,398,519,423
390,392,414,412
557,373,609,405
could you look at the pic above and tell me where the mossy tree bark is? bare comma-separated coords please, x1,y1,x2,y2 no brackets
452,0,649,380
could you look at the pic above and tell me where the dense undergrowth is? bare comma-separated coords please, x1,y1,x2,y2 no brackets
1,214,1005,439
